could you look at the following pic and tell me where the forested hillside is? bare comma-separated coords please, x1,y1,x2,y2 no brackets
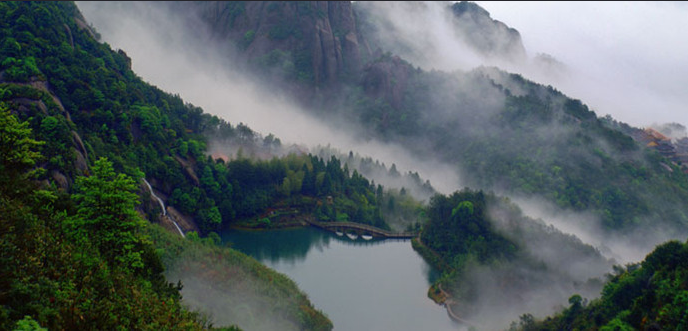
152,1,688,328
0,106,213,329
0,1,393,329
511,240,688,330
3,1,688,330
160,1,688,245
412,188,613,328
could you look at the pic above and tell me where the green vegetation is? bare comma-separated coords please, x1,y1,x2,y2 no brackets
5,1,688,329
148,226,332,331
0,2,339,329
0,107,209,329
420,190,517,273
68,157,147,270
345,63,688,234
414,188,611,321
0,1,396,236
168,1,688,241
512,240,688,330
414,189,520,305
219,0,688,238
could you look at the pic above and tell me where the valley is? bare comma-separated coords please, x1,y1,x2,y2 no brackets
2,1,687,330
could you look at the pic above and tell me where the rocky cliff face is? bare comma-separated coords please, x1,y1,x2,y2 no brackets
352,1,528,72
450,1,527,63
162,1,529,114
361,54,414,117
0,77,89,191
169,1,371,104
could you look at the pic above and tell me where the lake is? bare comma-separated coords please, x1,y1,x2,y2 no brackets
221,227,463,331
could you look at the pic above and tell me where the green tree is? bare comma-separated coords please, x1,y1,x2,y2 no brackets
70,157,146,270
14,316,48,331
13,315,47,331
0,106,43,175
0,105,44,196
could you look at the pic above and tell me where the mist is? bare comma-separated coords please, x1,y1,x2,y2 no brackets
360,1,688,130
352,0,688,259
344,7,688,321
507,194,683,265
474,1,688,130
75,1,463,197
164,250,319,331
74,2,688,329
443,195,614,331
354,2,488,72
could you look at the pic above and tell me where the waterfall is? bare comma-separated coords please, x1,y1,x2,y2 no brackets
143,178,185,238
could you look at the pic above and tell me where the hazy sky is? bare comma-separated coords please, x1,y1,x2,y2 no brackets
474,1,688,130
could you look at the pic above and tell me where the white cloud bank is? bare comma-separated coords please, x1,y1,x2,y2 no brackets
475,1,688,130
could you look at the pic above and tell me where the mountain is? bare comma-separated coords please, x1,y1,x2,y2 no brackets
159,1,532,110
511,239,688,330
158,1,371,109
0,2,354,329
114,1,688,328
448,1,527,62
4,1,688,330
154,1,688,248
354,1,527,70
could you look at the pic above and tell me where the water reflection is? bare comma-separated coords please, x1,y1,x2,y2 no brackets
221,227,412,264
222,228,327,264
221,226,457,331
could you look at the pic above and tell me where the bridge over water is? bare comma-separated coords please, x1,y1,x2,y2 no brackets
305,219,417,239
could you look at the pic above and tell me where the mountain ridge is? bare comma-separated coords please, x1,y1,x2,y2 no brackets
3,1,688,330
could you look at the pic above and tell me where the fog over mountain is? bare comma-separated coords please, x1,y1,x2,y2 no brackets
76,0,688,262
73,2,688,329
75,1,464,197
356,1,688,132
9,2,688,330
475,1,688,130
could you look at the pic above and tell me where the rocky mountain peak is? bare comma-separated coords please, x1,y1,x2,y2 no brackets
450,1,527,63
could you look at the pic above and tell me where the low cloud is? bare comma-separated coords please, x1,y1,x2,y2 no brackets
474,1,688,129
76,1,464,198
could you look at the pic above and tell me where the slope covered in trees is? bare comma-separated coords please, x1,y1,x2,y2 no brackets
0,1,384,329
156,1,688,245
413,188,613,328
4,1,688,329
511,240,688,330
0,105,211,329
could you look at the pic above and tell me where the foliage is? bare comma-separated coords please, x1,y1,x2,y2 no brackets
223,153,389,229
0,0,406,238
0,107,209,330
147,225,332,331
352,65,688,234
415,187,613,322
420,189,517,270
518,240,688,330
0,104,44,197
13,315,47,331
69,157,147,270
0,2,341,329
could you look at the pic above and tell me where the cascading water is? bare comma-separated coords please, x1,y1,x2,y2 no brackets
143,178,185,237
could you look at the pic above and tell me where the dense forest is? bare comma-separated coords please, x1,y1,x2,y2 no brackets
412,188,613,327
2,1,688,330
510,240,688,330
0,2,359,329
0,108,213,329
160,1,688,241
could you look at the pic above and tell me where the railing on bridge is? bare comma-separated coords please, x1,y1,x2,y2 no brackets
305,219,417,239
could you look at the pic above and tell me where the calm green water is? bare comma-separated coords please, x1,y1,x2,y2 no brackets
221,227,461,331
